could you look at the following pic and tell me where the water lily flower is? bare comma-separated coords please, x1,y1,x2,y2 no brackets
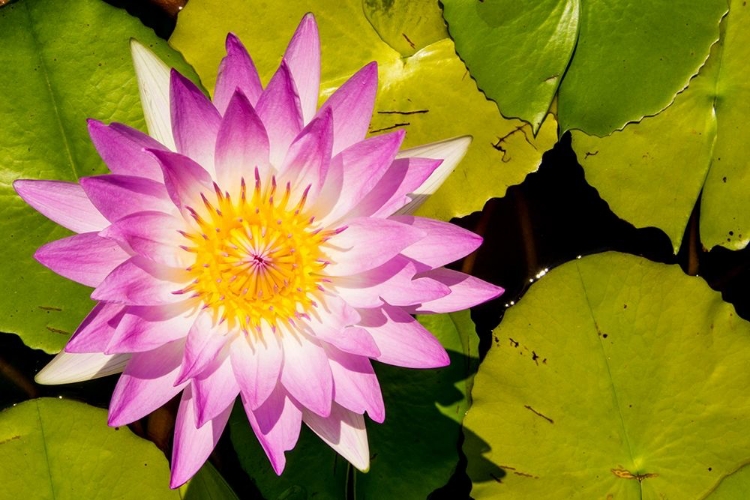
15,14,503,488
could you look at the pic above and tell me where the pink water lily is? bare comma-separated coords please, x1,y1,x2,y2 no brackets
15,14,502,488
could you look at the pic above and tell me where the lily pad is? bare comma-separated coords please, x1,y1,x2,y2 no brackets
0,397,179,499
572,0,750,252
0,0,199,352
442,0,726,136
180,462,240,500
705,463,750,499
465,252,750,498
170,0,558,223
229,311,479,499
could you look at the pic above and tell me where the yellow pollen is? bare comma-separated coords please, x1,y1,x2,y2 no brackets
176,175,332,333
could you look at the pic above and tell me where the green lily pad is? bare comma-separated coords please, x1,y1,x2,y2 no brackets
363,0,448,57
229,311,479,499
0,397,179,499
170,0,558,223
465,252,750,499
0,0,199,353
572,0,750,252
442,0,726,136
180,462,240,500
441,0,578,133
704,464,750,499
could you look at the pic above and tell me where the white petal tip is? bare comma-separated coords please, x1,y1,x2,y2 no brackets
35,352,130,385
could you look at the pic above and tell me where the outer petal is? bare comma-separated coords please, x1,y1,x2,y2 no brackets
192,353,241,427
345,157,441,220
13,180,108,233
215,90,271,193
79,174,172,223
170,70,222,172
394,136,472,215
392,215,483,271
65,302,126,353
87,120,167,181
303,404,370,471
230,331,283,411
256,62,303,167
408,268,504,314
91,256,189,306
278,107,333,205
35,351,130,385
108,339,188,426
317,62,377,155
100,211,186,268
325,344,385,423
279,329,332,418
283,13,320,124
130,40,175,150
243,387,303,475
34,232,130,288
332,255,449,308
358,305,449,369
316,130,405,225
170,385,232,489
214,33,263,114
323,218,425,276
106,302,194,353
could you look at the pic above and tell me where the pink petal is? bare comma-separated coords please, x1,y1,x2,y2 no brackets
303,403,370,471
306,295,380,358
316,130,405,225
358,305,449,368
278,107,333,205
317,62,377,155
34,232,130,288
147,149,214,212
35,351,130,385
108,339,187,426
91,256,189,306
283,13,320,124
176,311,230,384
214,90,271,193
100,211,186,268
106,302,193,353
65,303,126,353
192,353,241,427
243,387,303,475
79,174,172,223
213,33,263,114
13,180,108,233
345,157,441,219
324,217,425,276
332,255,449,308
87,119,166,181
408,268,504,314
230,331,283,410
170,70,222,173
392,215,483,271
256,62,303,168
280,329,333,417
325,345,384,423
170,385,232,488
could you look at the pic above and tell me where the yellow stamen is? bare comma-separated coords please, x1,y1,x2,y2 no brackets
179,174,331,334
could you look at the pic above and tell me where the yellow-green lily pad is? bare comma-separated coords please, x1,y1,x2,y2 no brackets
465,252,750,498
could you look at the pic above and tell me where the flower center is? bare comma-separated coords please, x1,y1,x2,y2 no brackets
176,172,332,333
